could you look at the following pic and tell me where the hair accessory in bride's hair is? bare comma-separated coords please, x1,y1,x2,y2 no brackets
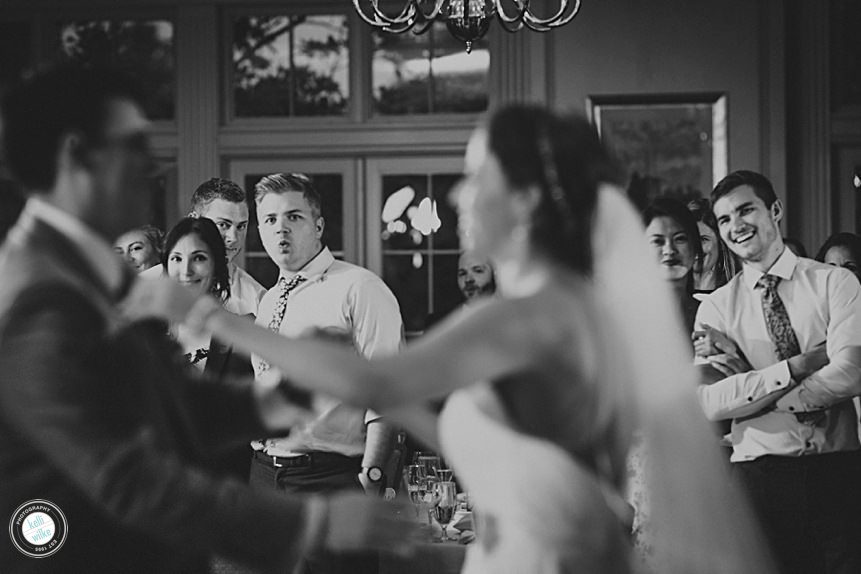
536,124,571,219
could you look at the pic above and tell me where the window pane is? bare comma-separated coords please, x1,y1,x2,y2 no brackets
0,21,32,91
372,21,489,115
233,15,349,117
381,175,429,250
430,174,461,250
383,253,429,334
432,253,462,318
379,169,463,331
246,255,279,290
831,0,861,110
0,179,25,244
146,167,171,231
59,20,175,120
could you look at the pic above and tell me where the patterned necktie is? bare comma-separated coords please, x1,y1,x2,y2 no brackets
756,274,826,426
259,274,307,373
268,275,307,333
755,274,800,360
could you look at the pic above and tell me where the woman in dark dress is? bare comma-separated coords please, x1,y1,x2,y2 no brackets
643,197,703,333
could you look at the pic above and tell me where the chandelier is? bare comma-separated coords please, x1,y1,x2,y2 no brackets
352,0,582,53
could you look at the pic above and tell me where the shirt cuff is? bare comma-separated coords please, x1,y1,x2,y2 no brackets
761,360,792,393
737,361,792,406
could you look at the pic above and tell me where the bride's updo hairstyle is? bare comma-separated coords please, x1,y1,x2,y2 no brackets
486,105,620,274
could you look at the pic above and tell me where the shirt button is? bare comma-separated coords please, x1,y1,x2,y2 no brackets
805,441,813,449
775,380,783,386
788,406,795,411
747,397,753,402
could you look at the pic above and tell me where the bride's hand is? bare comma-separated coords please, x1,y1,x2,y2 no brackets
122,277,201,322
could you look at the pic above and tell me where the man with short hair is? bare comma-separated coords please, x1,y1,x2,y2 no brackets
0,63,406,574
142,177,265,316
693,170,861,574
250,172,403,574
457,250,496,303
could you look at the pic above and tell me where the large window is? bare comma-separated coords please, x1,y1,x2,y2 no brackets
372,22,490,115
58,19,176,120
230,13,350,118
367,158,464,335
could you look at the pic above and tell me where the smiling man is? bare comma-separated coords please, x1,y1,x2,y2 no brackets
692,170,861,574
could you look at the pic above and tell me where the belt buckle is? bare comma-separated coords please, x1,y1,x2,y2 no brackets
272,455,282,468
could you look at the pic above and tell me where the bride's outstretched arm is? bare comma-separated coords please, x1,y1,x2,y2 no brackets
127,277,559,412
206,293,557,411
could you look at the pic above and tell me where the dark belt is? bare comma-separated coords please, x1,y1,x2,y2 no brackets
253,449,361,469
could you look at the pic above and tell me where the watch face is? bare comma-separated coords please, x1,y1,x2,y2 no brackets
368,467,383,482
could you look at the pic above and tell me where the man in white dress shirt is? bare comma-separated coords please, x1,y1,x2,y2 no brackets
249,172,403,574
693,170,861,574
142,177,265,316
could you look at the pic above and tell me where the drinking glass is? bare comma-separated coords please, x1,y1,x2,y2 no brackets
434,468,454,482
403,464,427,518
417,454,441,484
432,481,457,542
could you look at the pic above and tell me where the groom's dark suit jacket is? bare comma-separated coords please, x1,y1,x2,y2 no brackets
0,211,305,574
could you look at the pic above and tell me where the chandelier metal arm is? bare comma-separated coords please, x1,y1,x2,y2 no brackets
493,0,530,25
523,0,581,29
351,0,414,29
352,0,446,29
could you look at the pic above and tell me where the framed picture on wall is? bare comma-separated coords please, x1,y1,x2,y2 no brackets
586,93,727,211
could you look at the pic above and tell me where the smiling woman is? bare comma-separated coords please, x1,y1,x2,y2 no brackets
162,217,230,302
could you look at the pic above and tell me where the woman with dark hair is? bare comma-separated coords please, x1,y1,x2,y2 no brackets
643,197,702,332
687,197,738,291
162,216,252,478
815,232,861,281
162,217,230,305
131,106,774,574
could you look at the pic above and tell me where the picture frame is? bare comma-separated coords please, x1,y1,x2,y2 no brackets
586,93,728,208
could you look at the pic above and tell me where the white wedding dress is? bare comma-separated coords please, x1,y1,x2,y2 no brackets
434,187,775,574
439,382,633,574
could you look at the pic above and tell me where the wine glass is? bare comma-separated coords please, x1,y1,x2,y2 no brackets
417,454,441,479
403,464,427,518
432,481,457,543
434,468,454,482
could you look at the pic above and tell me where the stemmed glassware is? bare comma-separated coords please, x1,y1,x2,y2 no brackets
431,480,457,542
403,464,427,518
415,453,441,479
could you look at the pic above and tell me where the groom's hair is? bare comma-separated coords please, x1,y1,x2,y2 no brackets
1,61,146,192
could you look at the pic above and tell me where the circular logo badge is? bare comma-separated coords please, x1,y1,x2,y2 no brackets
8,499,68,558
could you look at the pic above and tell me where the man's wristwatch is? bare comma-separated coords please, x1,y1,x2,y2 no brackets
362,466,384,483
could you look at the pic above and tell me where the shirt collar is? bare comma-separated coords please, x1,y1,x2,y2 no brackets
742,246,798,291
24,195,125,295
278,246,334,282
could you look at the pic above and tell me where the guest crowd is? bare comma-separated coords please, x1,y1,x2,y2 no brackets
0,61,859,574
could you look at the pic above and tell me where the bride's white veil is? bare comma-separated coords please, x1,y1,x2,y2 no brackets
591,185,775,574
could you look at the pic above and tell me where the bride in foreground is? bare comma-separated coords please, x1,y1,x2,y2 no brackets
130,105,774,574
